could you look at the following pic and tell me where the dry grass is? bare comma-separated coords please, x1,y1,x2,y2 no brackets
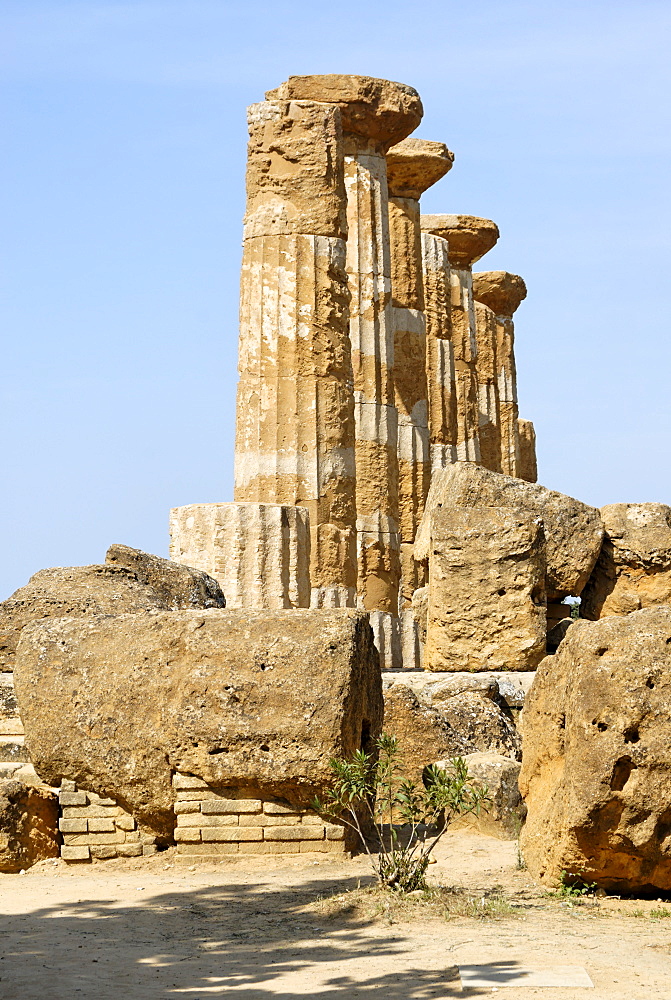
310,883,519,924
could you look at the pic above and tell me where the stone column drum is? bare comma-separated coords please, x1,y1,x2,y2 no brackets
472,271,527,477
267,76,423,668
233,97,357,608
473,300,502,472
170,503,311,609
420,215,499,463
385,138,454,607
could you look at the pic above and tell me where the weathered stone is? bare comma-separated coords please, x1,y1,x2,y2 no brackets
421,232,457,470
234,100,358,607
0,674,18,719
421,215,499,463
0,779,59,872
266,75,423,150
15,609,383,841
446,752,526,840
425,506,546,672
411,585,428,644
581,503,671,620
382,670,537,712
421,673,501,704
382,684,474,785
105,544,225,610
243,100,347,239
517,418,538,483
546,619,575,654
386,138,453,199
520,608,671,892
169,503,312,609
433,692,521,760
473,300,501,472
386,140,452,616
0,555,224,673
415,462,604,601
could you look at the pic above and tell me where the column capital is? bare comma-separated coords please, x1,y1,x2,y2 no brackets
386,138,454,199
420,214,499,268
266,75,422,150
472,271,527,317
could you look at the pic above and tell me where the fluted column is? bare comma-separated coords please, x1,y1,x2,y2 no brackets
385,138,453,607
473,300,502,472
472,270,527,477
518,418,538,483
234,98,357,608
268,75,423,623
421,232,457,472
420,215,499,463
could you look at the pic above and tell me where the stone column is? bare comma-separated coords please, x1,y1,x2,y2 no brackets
169,503,311,610
385,138,453,608
267,76,423,669
472,301,501,472
233,97,357,608
421,231,457,472
472,271,527,477
518,418,538,483
420,215,499,463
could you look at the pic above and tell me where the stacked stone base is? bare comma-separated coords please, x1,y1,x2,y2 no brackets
58,781,157,861
173,773,350,860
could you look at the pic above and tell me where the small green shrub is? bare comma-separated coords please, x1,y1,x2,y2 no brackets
312,733,488,893
547,870,598,899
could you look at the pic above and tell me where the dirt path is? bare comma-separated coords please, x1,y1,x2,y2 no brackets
0,830,669,998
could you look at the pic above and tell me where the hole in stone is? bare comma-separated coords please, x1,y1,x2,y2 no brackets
597,721,608,732
666,637,671,645
624,727,640,744
646,678,655,689
596,647,608,657
497,588,506,596
260,745,270,752
610,756,635,791
558,713,566,730
207,747,229,755
360,719,372,753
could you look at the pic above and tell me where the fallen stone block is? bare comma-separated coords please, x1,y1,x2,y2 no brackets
581,503,671,619
415,462,603,601
425,506,547,672
443,752,525,840
15,608,382,841
520,607,671,893
0,779,60,872
105,543,225,610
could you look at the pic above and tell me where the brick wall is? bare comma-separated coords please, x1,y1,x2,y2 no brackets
173,773,351,861
58,781,157,861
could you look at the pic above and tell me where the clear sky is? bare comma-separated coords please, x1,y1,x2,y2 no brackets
2,0,670,599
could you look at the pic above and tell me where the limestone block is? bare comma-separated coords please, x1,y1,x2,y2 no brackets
169,502,311,610
474,301,501,473
243,100,347,239
447,752,525,840
517,418,538,483
431,692,521,760
421,233,457,470
0,563,212,674
581,503,671,620
381,684,475,786
105,544,225,610
425,506,547,672
420,215,500,270
520,608,671,892
398,608,423,670
0,779,59,872
15,608,383,840
368,611,401,670
266,75,423,151
415,462,604,601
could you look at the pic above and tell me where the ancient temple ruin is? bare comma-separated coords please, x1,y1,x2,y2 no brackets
170,74,539,669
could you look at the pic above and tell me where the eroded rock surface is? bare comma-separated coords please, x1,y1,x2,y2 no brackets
446,751,525,840
581,503,671,620
0,779,59,872
0,551,224,672
434,692,521,761
416,462,603,600
520,607,671,892
15,609,382,841
425,505,546,672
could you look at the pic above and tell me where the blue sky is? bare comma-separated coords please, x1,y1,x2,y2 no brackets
2,0,670,598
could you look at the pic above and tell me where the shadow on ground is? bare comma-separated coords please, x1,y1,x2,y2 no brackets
0,871,509,998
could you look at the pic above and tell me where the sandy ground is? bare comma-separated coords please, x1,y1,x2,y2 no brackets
1,830,670,999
